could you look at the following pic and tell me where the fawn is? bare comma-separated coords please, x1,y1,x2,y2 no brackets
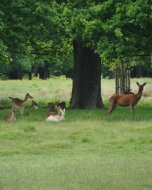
9,93,33,116
124,87,134,94
108,82,146,119
45,105,65,122
57,101,66,109
48,102,56,111
48,101,66,111
29,100,39,110
4,109,16,121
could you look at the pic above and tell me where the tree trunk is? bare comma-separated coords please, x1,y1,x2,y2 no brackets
9,68,23,79
38,62,49,80
70,40,104,109
28,71,32,80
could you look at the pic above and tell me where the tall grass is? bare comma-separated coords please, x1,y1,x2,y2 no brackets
0,77,152,190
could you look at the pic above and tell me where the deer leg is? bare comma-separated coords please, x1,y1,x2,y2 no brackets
11,105,16,111
108,101,116,114
20,107,24,116
130,105,134,119
107,103,116,119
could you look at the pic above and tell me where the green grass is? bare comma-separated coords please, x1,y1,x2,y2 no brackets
0,77,152,190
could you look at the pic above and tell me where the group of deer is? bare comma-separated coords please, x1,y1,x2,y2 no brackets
4,81,146,121
108,82,146,119
46,101,66,122
5,93,66,122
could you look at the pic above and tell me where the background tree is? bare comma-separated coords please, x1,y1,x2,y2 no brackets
62,0,152,102
0,0,151,108
0,0,72,79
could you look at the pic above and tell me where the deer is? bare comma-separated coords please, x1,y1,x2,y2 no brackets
4,109,16,121
29,100,39,110
45,105,65,122
124,87,134,94
9,93,33,116
108,82,146,119
48,101,66,111
47,102,56,111
57,101,66,109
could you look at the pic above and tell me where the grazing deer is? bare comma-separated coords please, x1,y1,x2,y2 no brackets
45,106,65,122
4,109,16,121
108,82,146,119
29,100,39,110
9,93,33,116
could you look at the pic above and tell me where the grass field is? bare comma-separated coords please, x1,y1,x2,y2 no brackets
0,77,152,190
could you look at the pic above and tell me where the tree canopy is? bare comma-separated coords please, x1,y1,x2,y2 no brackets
0,0,151,78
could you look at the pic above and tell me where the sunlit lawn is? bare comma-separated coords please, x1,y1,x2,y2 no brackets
0,77,152,190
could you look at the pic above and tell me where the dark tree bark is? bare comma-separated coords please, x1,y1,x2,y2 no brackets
9,68,23,79
38,62,49,80
70,40,104,109
28,71,32,80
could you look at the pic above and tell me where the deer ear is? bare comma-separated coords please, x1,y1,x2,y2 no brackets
136,82,139,86
143,82,146,86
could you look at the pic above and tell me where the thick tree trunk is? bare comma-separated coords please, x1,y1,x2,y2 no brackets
38,62,49,80
28,71,32,80
70,40,104,109
9,69,23,79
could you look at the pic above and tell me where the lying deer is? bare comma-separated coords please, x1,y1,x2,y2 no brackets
48,102,56,111
48,101,66,111
108,82,146,119
29,100,39,110
57,101,66,109
9,93,33,116
45,106,65,122
4,109,16,121
124,87,134,94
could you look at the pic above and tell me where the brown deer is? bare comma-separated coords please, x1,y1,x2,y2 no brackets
108,82,146,119
45,105,65,122
9,93,33,116
4,109,16,121
29,100,39,110
48,101,66,111
57,101,66,109
124,87,134,94
48,102,56,111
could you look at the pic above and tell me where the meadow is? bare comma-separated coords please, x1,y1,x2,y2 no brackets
0,77,152,190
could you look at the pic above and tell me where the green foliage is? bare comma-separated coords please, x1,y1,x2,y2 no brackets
0,0,73,78
61,0,152,69
0,0,152,77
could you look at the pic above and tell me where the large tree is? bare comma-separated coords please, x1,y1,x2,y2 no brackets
62,0,152,107
0,0,72,79
61,1,108,109
70,40,103,108
0,0,151,107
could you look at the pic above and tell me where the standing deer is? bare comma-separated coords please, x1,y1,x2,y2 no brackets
9,93,33,116
4,109,16,121
108,82,146,119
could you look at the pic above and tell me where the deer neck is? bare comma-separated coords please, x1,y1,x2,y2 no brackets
136,89,143,100
23,97,28,104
